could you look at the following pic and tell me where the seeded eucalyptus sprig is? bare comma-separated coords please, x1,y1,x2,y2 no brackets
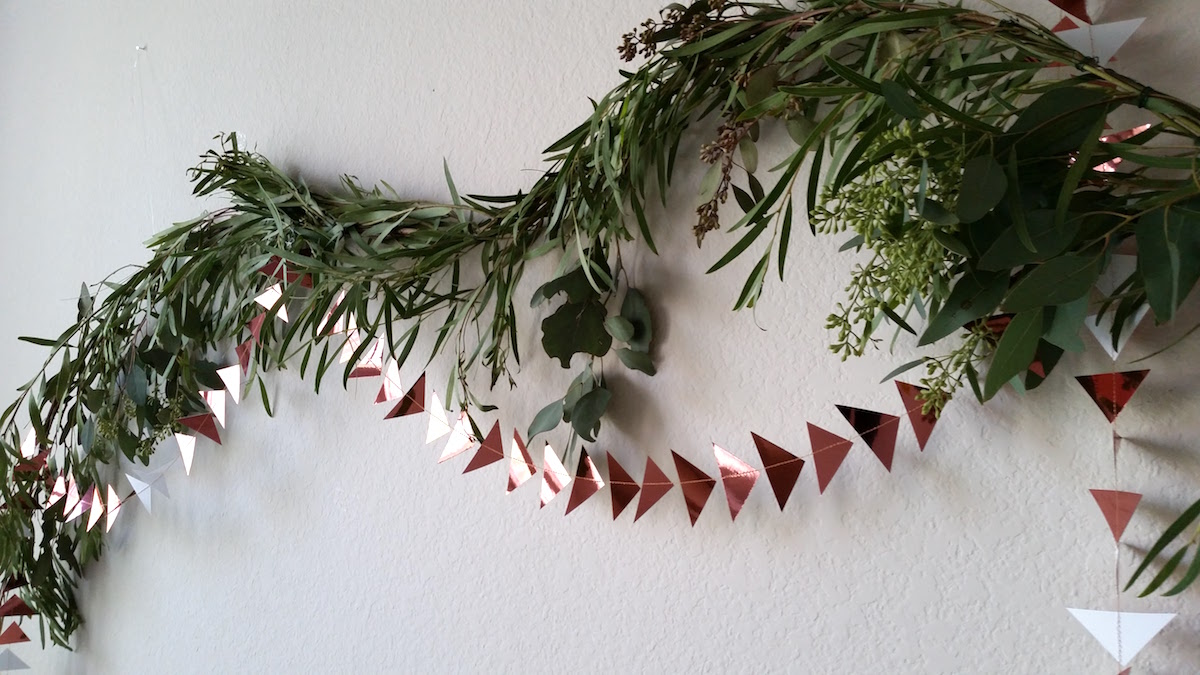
8,0,1200,646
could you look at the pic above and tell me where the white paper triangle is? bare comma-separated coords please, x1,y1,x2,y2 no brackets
338,332,363,364
105,485,122,532
66,483,92,523
0,648,30,671
253,283,289,321
1067,608,1175,666
201,390,227,427
216,365,241,405
1057,18,1145,65
377,360,404,403
126,473,153,512
176,433,197,475
1087,306,1149,360
425,391,452,443
539,444,572,508
45,475,67,509
438,412,475,463
86,486,105,531
322,289,357,335
62,479,81,520
19,429,37,459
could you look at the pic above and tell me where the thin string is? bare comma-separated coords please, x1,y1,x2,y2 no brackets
1113,429,1123,670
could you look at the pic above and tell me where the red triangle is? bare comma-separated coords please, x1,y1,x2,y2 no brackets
808,423,854,494
1051,16,1080,32
14,450,49,475
179,413,221,444
895,382,940,451
248,313,267,343
670,451,716,527
1049,0,1091,24
1075,370,1150,423
462,421,504,473
633,457,673,522
0,597,33,618
1089,489,1142,542
565,449,605,515
1,578,26,594
259,255,313,288
0,623,28,645
836,406,899,471
606,452,640,520
236,340,253,374
752,433,803,510
384,373,426,419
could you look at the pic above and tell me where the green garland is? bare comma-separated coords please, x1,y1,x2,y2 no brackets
5,0,1200,646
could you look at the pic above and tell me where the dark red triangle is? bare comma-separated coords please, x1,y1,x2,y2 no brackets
236,340,253,374
1049,0,1090,24
836,405,899,471
259,255,313,288
1089,489,1142,542
895,382,939,451
384,373,426,419
1051,16,1079,32
633,457,673,522
248,313,267,343
751,433,803,510
1,578,26,595
606,453,640,520
179,413,221,444
670,451,716,527
0,623,28,645
1075,370,1149,423
0,597,33,618
565,449,605,515
808,423,853,494
463,421,504,473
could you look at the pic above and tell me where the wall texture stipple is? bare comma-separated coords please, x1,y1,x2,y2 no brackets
1,0,1199,672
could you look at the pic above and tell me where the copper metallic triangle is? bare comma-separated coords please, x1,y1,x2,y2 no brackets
1,578,26,595
564,449,605,515
751,433,803,510
1075,370,1149,423
0,624,28,646
0,598,32,618
1089,489,1142,542
236,340,253,373
895,381,939,451
837,405,900,471
463,421,505,473
633,457,673,522
606,452,640,520
1049,0,1090,23
248,313,266,343
178,413,221,444
713,444,758,522
808,423,853,494
670,451,716,527
385,373,426,419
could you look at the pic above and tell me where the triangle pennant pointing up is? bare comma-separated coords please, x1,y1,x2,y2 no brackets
564,449,605,516
895,381,940,451
1089,489,1141,542
670,451,716,527
713,444,758,522
1075,370,1150,423
751,433,803,510
0,623,29,645
1067,608,1174,666
836,405,900,471
808,423,854,494
0,648,29,671
606,452,640,520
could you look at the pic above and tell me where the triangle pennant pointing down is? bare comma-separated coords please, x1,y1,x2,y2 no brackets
808,423,854,494
506,431,536,493
606,452,639,520
1049,0,1090,24
1067,608,1174,666
713,444,758,521
179,413,221,444
1075,370,1150,423
539,445,571,509
634,457,673,522
564,449,605,515
836,405,900,471
385,373,426,419
752,433,803,510
463,421,505,474
1089,489,1141,542
895,381,940,451
670,451,716,527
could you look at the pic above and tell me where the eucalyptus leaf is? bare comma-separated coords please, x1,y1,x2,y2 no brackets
1002,254,1100,313
1136,199,1200,323
956,155,1007,224
983,310,1043,400
570,387,611,442
616,348,656,375
528,399,565,440
919,271,1009,345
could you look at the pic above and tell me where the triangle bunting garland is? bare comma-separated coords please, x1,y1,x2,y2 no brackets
463,422,505,474
1075,370,1150,423
895,382,939,451
671,451,716,527
634,457,673,522
1089,489,1141,542
1067,608,1174,666
438,413,475,463
176,433,198,475
179,413,221,444
425,391,452,443
751,433,803,510
0,623,28,646
564,449,605,515
539,445,570,509
836,405,900,471
386,373,426,420
808,423,854,494
606,452,639,520
506,431,536,493
216,364,241,405
0,598,33,618
713,444,758,522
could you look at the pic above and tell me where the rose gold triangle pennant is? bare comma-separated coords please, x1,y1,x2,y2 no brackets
808,422,854,494
1076,370,1150,423
179,413,221,444
375,361,404,403
236,340,253,373
564,448,605,515
1050,0,1090,24
634,457,673,522
836,405,900,471
259,255,313,288
539,444,571,508
1051,15,1079,32
751,433,803,510
713,444,758,522
0,624,28,646
385,373,426,419
463,421,505,474
86,486,104,532
895,381,939,451
0,598,32,618
606,452,640,520
348,340,385,378
13,450,48,476
1089,489,1142,542
670,451,716,527
506,431,536,493
248,313,267,343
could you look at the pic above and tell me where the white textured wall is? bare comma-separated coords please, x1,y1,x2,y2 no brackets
2,1,1199,672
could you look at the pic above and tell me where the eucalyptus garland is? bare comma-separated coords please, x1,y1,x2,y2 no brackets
6,0,1200,646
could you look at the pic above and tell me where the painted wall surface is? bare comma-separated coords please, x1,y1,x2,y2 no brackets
1,1,1199,672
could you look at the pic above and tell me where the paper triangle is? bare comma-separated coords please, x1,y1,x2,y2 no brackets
539,444,571,509
253,283,289,322
425,391,452,443
86,486,105,531
247,314,267,343
236,340,253,373
808,423,854,494
348,339,385,378
375,361,404,403
1067,608,1174,666
837,405,900,471
18,430,37,460
126,473,153,512
564,449,605,515
438,413,475,463
258,255,312,288
606,452,640,520
895,382,940,451
66,484,91,523
0,648,29,671
176,433,197,475
1076,370,1150,423
45,476,67,510
201,390,226,428
1052,15,1080,32
0,598,32,618
179,413,221,444
0,624,28,646
713,444,758,522
463,421,505,473
1089,489,1141,542
634,457,673,522
1086,307,1149,361
751,433,804,510
1049,0,1090,24
322,290,357,335
62,480,81,521
1057,18,1144,65
670,451,716,527
506,431,535,493
105,485,122,533
386,373,426,419
0,579,25,595
216,365,241,405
